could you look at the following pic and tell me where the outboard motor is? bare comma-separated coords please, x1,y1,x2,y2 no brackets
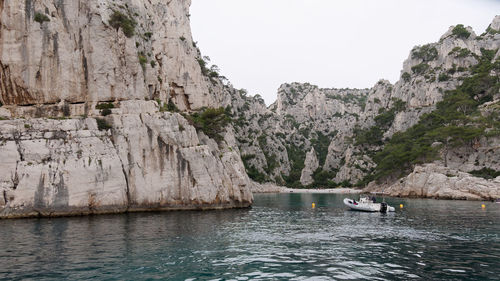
380,202,388,213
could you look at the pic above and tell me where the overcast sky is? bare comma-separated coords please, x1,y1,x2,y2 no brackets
191,0,500,105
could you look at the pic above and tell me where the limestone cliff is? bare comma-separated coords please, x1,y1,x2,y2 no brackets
0,0,252,218
231,83,369,187
0,102,252,218
365,164,500,200
0,0,227,114
300,148,319,186
233,16,500,199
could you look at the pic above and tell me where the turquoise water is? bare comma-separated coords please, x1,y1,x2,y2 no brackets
1,193,499,280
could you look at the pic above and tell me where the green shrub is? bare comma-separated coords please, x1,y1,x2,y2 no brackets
469,168,500,180
412,44,438,62
479,48,496,62
457,48,471,58
138,53,147,68
354,125,384,146
257,134,267,148
402,72,411,82
209,69,219,78
339,180,353,187
310,168,337,188
485,25,499,35
392,99,407,112
263,153,279,174
197,58,209,76
159,99,180,112
96,118,112,131
101,108,112,116
241,154,256,162
447,64,457,74
34,12,50,23
311,132,336,167
449,47,461,55
241,154,268,182
150,60,156,68
186,107,231,143
245,165,268,183
449,47,472,58
95,103,115,110
109,11,136,38
354,99,406,146
411,63,430,74
144,32,153,39
452,24,471,39
283,145,306,188
438,73,450,82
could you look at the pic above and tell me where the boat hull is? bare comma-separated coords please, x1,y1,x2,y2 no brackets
343,198,395,212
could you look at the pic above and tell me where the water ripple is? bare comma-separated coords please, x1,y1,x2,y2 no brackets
1,194,499,280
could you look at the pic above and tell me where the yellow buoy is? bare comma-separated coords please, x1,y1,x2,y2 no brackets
482,204,486,209
400,204,404,208
312,203,316,209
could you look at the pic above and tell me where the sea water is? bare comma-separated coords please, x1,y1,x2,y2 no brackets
1,193,499,280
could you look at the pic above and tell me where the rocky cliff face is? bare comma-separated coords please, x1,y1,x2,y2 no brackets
300,148,319,186
365,164,500,200
0,0,252,218
0,102,252,218
230,83,370,187
0,0,228,114
232,16,500,199
0,1,498,216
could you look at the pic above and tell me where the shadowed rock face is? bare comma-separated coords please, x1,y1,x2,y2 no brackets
0,1,253,218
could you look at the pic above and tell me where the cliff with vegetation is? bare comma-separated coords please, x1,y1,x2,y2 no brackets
232,16,500,200
0,0,252,218
0,1,498,219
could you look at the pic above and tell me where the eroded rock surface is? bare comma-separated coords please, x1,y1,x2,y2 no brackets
0,103,252,218
366,164,500,200
300,148,319,186
0,0,253,218
0,0,224,111
230,16,500,198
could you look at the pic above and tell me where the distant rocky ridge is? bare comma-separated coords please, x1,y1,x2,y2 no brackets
231,16,500,200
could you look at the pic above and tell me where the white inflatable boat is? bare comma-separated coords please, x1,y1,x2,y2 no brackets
344,196,395,213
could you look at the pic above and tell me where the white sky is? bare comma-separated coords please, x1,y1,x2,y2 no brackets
190,0,500,105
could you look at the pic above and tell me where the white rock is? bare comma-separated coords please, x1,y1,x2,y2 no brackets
300,148,319,186
0,112,253,218
368,164,500,200
0,0,220,111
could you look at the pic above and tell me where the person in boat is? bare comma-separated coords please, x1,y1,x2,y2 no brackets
371,196,376,203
